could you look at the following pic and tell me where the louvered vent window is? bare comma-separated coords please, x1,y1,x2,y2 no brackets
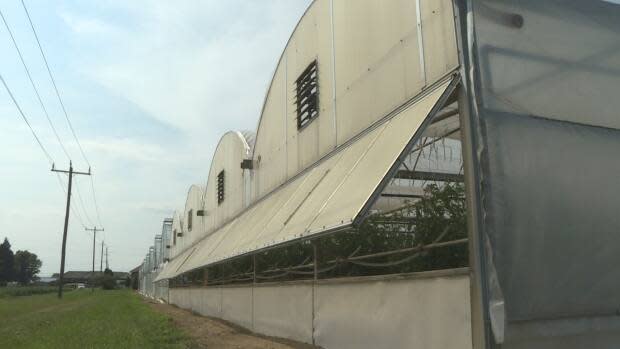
217,170,225,205
187,209,193,231
295,60,319,129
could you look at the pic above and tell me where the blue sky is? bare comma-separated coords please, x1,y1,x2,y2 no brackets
0,0,311,275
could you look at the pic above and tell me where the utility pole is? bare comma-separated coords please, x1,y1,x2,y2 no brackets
85,226,104,293
105,246,109,270
51,161,90,299
100,240,104,272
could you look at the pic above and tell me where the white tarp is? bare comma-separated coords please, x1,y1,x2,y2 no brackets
156,77,455,281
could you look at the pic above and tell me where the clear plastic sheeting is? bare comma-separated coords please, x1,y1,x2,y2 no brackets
156,77,456,281
474,0,620,130
468,0,620,347
480,113,620,347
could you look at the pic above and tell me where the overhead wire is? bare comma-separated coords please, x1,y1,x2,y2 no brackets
0,8,71,161
1,29,105,270
2,6,98,229
54,172,87,229
1,57,91,235
20,0,90,167
89,174,105,228
1,5,107,273
20,0,105,229
73,177,94,227
56,174,105,247
0,73,54,165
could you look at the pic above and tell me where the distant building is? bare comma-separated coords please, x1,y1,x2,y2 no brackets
36,276,57,285
129,264,142,290
52,271,129,286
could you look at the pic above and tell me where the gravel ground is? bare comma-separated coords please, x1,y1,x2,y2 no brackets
147,299,319,349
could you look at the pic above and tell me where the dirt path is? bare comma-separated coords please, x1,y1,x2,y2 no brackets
147,300,318,349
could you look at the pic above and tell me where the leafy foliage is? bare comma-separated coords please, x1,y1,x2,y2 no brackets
176,182,468,286
101,268,116,289
0,238,15,285
13,250,42,285
0,238,44,286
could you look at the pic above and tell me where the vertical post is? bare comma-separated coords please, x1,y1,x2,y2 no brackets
251,253,257,331
57,162,73,299
106,246,109,269
52,162,91,299
253,254,257,284
100,240,104,272
91,228,96,293
311,240,318,345
86,226,104,292
313,242,318,281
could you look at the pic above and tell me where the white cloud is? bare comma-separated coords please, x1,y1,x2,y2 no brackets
83,137,167,163
0,1,312,275
66,1,310,136
59,11,119,35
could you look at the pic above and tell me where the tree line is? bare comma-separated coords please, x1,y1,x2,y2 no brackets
0,238,42,286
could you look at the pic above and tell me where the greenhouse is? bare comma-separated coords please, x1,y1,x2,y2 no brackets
139,1,620,348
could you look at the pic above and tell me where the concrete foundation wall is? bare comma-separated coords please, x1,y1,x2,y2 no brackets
169,270,471,348
199,287,222,317
253,283,314,343
314,276,472,349
221,287,253,329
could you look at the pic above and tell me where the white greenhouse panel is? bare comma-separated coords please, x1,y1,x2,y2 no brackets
158,77,454,280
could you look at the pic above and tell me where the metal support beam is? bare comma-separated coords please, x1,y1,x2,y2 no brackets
380,193,424,199
394,170,464,182
253,254,257,284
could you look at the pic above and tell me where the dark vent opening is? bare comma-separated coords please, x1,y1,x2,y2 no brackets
295,60,319,130
217,170,225,205
187,209,193,231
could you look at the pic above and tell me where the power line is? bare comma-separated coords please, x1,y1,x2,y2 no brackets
2,8,96,231
0,8,71,161
0,7,100,241
52,162,91,299
55,174,101,235
73,177,94,227
90,175,104,228
20,0,105,230
54,172,87,229
56,174,95,231
1,6,107,287
85,226,103,292
0,73,54,165
20,0,90,168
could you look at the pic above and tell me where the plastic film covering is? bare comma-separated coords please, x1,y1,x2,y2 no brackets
157,77,455,280
154,245,195,282
468,1,620,347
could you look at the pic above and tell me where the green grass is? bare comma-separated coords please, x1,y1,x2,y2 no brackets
0,289,191,349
